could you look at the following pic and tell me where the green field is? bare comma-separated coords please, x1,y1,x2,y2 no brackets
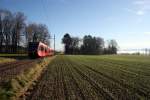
27,55,150,100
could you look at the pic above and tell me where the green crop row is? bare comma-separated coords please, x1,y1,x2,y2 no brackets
27,55,150,100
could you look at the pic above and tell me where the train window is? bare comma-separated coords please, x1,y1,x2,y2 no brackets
40,46,44,51
45,48,47,53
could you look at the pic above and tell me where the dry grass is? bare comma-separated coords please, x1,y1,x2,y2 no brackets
0,56,54,100
0,57,16,64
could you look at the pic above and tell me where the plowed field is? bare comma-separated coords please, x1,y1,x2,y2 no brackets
26,55,150,100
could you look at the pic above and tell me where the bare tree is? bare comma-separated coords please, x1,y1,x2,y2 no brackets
0,9,51,53
107,39,118,54
3,10,13,52
0,9,14,52
62,33,72,54
0,10,5,52
71,37,80,54
11,12,26,53
25,23,50,45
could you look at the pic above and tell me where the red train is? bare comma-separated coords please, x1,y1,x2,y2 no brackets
28,42,54,58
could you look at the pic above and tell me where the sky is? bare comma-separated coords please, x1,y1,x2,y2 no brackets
0,0,150,51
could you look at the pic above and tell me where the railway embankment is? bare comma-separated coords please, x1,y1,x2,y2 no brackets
0,56,55,100
0,57,16,64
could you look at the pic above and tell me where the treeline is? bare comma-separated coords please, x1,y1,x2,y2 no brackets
62,33,118,55
0,9,50,53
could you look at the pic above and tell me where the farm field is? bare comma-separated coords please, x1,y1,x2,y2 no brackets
26,55,150,100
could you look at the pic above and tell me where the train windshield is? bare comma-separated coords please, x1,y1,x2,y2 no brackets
28,42,39,51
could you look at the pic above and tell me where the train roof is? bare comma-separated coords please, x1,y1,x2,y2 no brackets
28,42,50,48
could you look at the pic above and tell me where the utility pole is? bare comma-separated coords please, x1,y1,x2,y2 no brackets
145,48,148,55
49,34,55,55
54,34,55,55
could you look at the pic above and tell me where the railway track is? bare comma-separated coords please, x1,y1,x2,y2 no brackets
0,60,37,82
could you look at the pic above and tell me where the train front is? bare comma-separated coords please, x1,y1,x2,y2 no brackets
28,42,39,58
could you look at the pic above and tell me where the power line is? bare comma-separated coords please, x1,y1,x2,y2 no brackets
54,34,55,55
41,0,54,49
49,34,55,55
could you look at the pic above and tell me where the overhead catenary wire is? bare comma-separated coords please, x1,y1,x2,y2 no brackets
40,0,55,50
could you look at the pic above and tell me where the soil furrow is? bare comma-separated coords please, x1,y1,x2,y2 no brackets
73,66,115,100
81,62,149,98
73,57,150,98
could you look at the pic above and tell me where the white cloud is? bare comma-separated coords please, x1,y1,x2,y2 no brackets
134,0,150,15
126,0,150,16
133,0,147,5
